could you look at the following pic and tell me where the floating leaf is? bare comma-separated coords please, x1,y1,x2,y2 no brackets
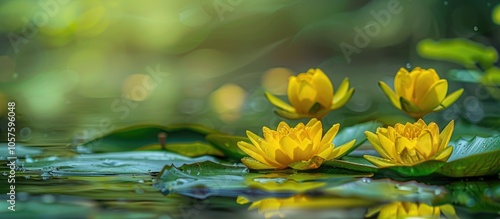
333,121,382,158
325,157,445,177
437,136,500,177
79,124,222,153
205,134,248,160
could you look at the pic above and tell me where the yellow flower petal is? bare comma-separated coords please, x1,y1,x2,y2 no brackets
311,69,333,108
378,81,401,109
288,156,324,170
316,145,334,160
438,120,454,151
274,110,309,119
378,131,398,158
236,196,250,204
277,121,291,131
433,146,453,161
332,77,349,105
320,124,340,146
241,157,276,170
365,131,391,159
416,130,433,158
239,119,347,170
363,155,397,168
307,119,322,146
440,204,459,219
378,202,399,219
274,148,292,166
238,141,275,167
395,136,415,154
279,136,300,160
419,79,448,111
395,68,413,100
246,130,262,147
327,139,356,160
434,88,464,111
331,88,354,110
264,92,295,113
413,70,440,102
298,80,318,112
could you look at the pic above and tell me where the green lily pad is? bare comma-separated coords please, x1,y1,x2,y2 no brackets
205,134,248,160
137,142,224,157
326,157,445,177
79,124,222,153
162,160,249,177
437,136,500,177
333,121,382,158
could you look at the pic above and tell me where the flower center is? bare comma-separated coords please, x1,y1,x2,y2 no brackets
400,124,422,140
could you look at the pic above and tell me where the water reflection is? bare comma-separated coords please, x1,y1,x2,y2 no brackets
237,194,374,219
365,202,457,219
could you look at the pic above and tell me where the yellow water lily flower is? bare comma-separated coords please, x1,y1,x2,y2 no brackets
379,67,464,119
237,119,356,170
363,119,454,167
366,202,458,219
265,68,354,119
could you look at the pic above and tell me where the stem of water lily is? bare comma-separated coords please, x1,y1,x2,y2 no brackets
158,132,167,150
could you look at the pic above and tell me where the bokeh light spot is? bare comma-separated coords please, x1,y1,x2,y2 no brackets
122,74,153,101
210,83,246,122
262,67,292,95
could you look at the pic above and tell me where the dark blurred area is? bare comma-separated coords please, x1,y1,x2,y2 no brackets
0,0,499,144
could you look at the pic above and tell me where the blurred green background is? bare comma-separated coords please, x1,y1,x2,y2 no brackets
0,0,499,145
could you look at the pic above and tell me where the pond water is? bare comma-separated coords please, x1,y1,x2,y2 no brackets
1,138,498,219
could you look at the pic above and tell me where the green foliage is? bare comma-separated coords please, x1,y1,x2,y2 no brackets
417,38,498,69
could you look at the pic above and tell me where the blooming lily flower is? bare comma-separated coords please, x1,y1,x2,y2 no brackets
265,68,354,119
363,119,454,167
379,67,463,119
366,202,458,219
237,119,356,170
